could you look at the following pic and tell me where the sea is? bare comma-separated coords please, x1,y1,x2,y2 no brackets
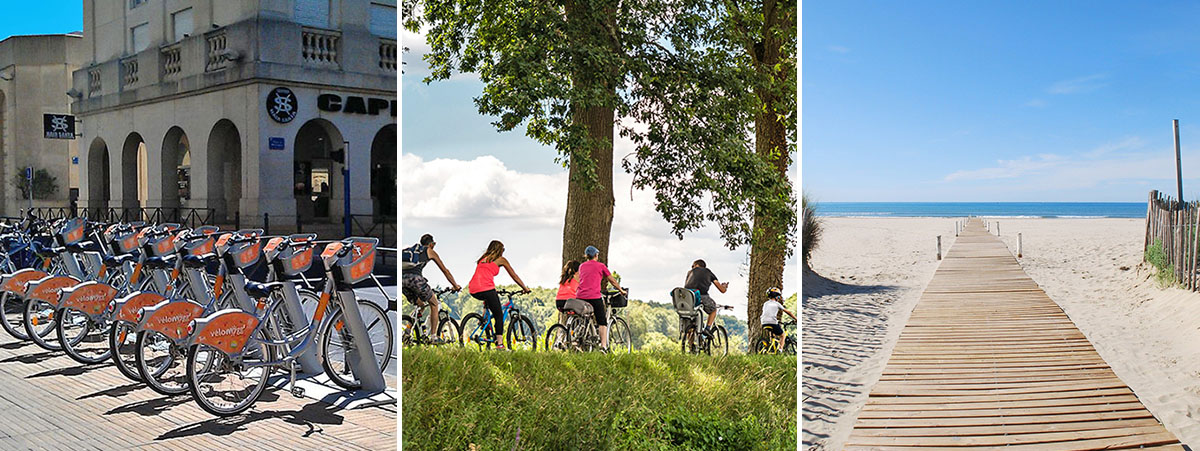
815,202,1146,219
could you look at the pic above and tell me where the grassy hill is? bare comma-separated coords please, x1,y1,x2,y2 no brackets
402,347,796,450
403,285,799,353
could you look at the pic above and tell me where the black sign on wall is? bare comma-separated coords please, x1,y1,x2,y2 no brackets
266,87,299,123
43,114,76,139
317,94,397,117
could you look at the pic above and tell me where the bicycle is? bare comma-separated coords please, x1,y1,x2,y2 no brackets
401,286,460,346
459,289,537,351
752,320,796,355
670,287,730,356
183,237,394,416
545,289,632,353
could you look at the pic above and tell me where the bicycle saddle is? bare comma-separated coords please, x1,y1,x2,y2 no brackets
182,253,217,269
103,254,137,266
65,241,100,253
244,281,285,298
144,255,177,270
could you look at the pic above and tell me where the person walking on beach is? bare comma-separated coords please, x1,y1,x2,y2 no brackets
685,259,729,338
467,240,531,350
402,234,460,343
578,246,626,352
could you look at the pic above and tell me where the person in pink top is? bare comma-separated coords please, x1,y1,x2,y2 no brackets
577,245,626,351
555,260,591,315
467,240,530,350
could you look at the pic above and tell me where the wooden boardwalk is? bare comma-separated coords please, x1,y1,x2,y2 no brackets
846,218,1182,449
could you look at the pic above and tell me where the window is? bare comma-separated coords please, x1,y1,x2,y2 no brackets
131,23,150,52
369,3,397,38
172,8,193,42
129,0,147,9
294,0,330,28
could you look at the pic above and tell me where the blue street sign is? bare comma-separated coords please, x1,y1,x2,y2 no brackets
269,137,285,150
24,167,32,180
72,157,79,165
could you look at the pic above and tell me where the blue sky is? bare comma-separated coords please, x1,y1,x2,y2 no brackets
804,1,1200,202
402,28,798,316
0,2,82,40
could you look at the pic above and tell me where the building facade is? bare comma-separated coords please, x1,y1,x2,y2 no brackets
0,33,85,216
73,0,397,227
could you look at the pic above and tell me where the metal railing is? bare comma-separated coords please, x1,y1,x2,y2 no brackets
26,207,217,228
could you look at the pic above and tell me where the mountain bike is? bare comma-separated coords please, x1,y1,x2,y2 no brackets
545,289,631,353
459,289,537,351
401,286,460,347
752,320,796,355
184,237,394,416
680,305,731,356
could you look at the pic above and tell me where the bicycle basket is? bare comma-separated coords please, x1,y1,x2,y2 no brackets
336,237,377,285
113,230,141,254
184,234,216,256
609,291,628,308
147,232,178,257
227,238,262,269
57,217,86,246
279,242,314,276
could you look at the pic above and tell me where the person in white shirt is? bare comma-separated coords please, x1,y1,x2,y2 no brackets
760,287,796,349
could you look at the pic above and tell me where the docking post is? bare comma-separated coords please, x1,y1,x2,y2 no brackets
1018,233,1023,258
937,235,942,260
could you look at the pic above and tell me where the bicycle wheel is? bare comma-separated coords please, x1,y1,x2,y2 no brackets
784,336,796,355
23,297,62,351
401,314,416,347
186,333,274,416
458,312,490,350
435,316,460,345
711,326,728,356
680,324,698,354
108,322,142,381
544,324,571,352
505,314,536,352
1,292,28,340
135,330,190,395
608,317,632,354
320,300,394,390
57,309,111,364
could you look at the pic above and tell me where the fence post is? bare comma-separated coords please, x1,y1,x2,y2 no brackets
264,213,270,235
996,222,1000,236
235,211,240,230
1018,233,1022,258
297,215,302,234
936,235,942,260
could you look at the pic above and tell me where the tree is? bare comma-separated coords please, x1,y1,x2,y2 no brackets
13,169,60,201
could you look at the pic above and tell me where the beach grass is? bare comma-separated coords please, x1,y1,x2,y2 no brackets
803,192,822,268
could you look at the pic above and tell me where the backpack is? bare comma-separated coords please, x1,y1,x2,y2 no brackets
401,243,425,270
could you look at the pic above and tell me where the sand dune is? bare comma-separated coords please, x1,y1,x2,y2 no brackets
803,217,1200,449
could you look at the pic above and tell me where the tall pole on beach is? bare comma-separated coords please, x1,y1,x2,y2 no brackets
1176,119,1184,208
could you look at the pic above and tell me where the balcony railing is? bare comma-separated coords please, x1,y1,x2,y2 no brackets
88,69,101,97
205,29,229,72
121,56,139,87
379,38,397,71
302,27,341,68
161,44,182,77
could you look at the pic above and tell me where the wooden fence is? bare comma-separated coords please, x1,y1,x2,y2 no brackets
1144,189,1200,289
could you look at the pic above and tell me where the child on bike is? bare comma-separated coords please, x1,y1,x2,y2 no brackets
684,259,729,339
555,260,591,316
402,234,461,344
761,287,796,350
467,240,531,350
578,245,626,352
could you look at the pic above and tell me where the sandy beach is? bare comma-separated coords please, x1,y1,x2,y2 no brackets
803,217,1200,449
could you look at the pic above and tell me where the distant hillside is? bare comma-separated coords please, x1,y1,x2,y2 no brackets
402,284,798,353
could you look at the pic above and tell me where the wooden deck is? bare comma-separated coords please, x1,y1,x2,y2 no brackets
846,218,1182,450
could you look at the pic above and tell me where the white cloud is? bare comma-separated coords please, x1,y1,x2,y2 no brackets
827,45,850,54
1047,74,1108,94
941,137,1178,190
1025,98,1047,108
401,147,800,319
944,154,1064,181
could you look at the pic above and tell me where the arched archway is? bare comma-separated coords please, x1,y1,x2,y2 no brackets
120,133,147,213
206,119,241,221
160,126,190,210
370,124,396,218
294,119,344,223
87,137,110,213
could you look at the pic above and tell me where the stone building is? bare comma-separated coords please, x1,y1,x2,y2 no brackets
0,33,85,216
73,0,397,227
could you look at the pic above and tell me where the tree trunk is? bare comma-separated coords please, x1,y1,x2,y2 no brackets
746,0,792,345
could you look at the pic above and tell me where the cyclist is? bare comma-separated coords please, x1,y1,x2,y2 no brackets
577,245,626,352
761,287,796,350
402,234,461,343
467,240,531,350
555,260,591,317
684,259,729,339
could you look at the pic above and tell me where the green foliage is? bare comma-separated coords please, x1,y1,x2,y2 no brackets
1145,239,1177,287
13,169,59,200
405,284,754,353
401,347,796,450
802,192,822,268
